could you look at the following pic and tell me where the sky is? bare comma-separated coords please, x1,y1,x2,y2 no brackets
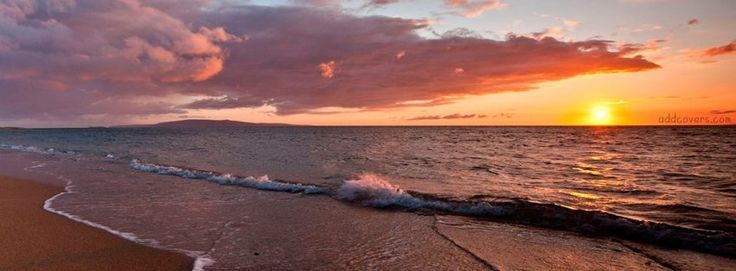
0,0,734,127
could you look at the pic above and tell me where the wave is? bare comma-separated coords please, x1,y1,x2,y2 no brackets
129,159,325,194
44,179,216,271
128,161,736,258
0,143,76,155
8,142,733,260
337,173,510,216
339,174,736,259
18,159,214,271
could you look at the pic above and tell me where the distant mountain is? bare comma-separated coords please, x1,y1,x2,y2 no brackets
115,119,296,128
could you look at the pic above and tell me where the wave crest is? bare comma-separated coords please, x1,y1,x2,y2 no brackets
336,174,510,217
129,159,324,194
336,174,426,208
335,174,736,258
129,160,736,258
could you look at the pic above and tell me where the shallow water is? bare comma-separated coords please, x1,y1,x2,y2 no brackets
1,126,735,267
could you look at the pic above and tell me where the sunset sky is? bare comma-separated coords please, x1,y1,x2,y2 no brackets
1,0,734,127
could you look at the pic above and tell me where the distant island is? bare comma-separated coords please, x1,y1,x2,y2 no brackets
114,119,296,128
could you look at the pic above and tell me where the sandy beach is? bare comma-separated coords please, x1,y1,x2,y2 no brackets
0,176,194,271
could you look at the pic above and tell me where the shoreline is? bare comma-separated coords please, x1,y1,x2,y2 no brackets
0,176,195,271
2,150,736,270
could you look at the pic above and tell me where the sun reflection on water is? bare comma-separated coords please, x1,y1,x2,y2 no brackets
565,191,602,200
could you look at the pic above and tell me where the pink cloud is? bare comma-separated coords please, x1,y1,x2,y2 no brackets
702,41,736,57
616,39,666,56
318,61,337,78
0,2,660,122
563,19,579,27
363,0,405,7
444,0,506,17
409,113,487,120
0,0,240,120
178,6,658,115
532,27,566,40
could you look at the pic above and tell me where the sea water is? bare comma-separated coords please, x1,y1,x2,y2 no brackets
1,126,734,269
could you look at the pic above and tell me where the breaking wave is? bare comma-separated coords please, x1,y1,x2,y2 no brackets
129,161,736,258
129,159,325,194
336,173,509,216
337,174,736,258
5,143,733,259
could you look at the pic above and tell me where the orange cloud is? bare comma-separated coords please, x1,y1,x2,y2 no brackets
0,3,660,121
318,61,337,78
444,0,506,17
702,41,736,57
409,113,487,120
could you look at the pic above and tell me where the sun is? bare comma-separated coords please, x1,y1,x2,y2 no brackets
589,105,613,125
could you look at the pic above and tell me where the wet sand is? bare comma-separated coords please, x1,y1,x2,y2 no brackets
435,215,736,271
0,176,194,271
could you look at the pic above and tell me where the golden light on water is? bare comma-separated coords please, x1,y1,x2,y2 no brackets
566,191,602,200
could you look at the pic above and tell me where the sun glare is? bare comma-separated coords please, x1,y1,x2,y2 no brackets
589,105,613,125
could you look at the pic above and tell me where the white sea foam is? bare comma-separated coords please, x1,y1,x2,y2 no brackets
26,161,47,169
337,173,426,208
129,159,324,194
334,174,736,256
130,160,506,217
1,143,75,155
22,161,215,271
42,177,150,242
336,173,510,217
10,144,45,153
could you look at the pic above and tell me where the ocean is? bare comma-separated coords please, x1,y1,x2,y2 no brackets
1,126,734,269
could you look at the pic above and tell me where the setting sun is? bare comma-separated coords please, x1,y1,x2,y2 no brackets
1,1,735,270
589,105,613,125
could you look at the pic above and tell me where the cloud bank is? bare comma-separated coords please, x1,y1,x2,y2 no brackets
0,1,660,122
409,113,487,120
